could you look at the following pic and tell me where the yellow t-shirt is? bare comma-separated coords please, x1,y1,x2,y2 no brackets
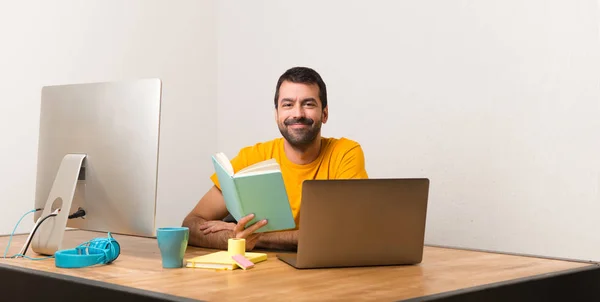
210,137,368,227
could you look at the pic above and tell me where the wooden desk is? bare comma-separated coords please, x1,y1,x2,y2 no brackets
0,230,598,301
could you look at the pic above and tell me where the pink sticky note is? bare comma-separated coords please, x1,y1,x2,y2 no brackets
232,254,255,270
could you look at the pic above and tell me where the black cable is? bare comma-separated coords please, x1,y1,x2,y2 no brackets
21,213,58,256
68,207,86,219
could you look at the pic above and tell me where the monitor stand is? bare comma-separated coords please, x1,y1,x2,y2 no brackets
31,154,86,256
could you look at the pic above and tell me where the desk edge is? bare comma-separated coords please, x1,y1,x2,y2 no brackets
0,262,203,302
398,263,600,302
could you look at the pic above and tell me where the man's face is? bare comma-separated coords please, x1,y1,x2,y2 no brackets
275,81,328,147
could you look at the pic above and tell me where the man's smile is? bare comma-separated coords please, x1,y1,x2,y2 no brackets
289,124,310,129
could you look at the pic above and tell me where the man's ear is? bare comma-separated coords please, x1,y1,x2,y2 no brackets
322,106,329,124
274,107,278,123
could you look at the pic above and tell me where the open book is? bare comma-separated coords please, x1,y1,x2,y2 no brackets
211,152,296,232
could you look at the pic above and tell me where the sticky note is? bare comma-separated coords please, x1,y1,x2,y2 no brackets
231,254,255,270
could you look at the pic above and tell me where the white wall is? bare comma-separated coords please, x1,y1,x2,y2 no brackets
3,0,600,263
217,0,600,262
0,0,217,236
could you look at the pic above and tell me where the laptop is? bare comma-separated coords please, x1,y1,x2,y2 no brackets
277,178,429,269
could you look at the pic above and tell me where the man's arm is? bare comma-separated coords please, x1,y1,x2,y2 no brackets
186,186,298,251
255,230,298,251
182,185,232,249
182,185,268,250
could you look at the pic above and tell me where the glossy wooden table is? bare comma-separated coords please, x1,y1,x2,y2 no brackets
0,230,598,301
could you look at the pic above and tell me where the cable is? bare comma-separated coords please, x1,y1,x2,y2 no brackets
4,207,84,260
17,209,58,256
17,214,45,256
19,210,59,257
11,254,54,260
3,209,40,258
68,207,86,219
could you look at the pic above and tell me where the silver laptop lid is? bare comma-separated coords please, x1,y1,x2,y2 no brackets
295,178,429,268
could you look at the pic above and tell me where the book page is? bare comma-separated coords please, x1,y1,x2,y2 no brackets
214,152,234,176
237,159,279,175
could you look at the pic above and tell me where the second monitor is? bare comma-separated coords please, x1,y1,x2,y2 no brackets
32,78,162,255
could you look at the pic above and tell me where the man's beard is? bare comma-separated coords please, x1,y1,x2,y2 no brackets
278,117,321,148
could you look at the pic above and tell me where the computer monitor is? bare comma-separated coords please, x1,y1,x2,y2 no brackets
31,79,162,255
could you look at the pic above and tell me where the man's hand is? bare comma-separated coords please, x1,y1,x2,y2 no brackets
199,220,235,235
232,214,267,251
198,214,267,250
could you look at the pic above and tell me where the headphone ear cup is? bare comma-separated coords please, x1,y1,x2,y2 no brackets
108,239,121,263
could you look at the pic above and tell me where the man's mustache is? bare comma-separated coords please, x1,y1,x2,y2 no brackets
284,117,314,126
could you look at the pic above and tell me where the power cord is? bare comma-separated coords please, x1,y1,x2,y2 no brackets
4,208,56,260
4,207,88,260
68,207,86,219
3,208,41,258
18,209,60,257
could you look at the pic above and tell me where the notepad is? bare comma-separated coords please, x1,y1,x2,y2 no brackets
185,251,267,270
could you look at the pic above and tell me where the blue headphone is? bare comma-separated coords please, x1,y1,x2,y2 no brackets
54,232,120,268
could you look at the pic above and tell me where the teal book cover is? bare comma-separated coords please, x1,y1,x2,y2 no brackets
211,153,296,233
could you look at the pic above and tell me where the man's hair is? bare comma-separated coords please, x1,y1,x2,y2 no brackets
274,67,327,109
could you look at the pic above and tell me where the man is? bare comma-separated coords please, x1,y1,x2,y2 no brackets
182,66,368,251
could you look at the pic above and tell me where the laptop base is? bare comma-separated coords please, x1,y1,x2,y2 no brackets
276,253,299,268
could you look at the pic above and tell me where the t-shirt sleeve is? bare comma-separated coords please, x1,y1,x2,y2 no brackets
335,144,369,179
210,148,251,190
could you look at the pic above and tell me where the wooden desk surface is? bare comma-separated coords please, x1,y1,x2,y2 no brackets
0,230,594,301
